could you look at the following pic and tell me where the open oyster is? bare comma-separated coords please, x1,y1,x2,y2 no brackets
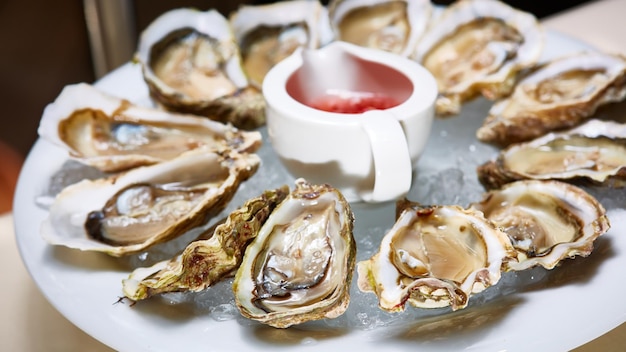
136,8,265,129
358,200,515,312
469,180,610,271
478,119,626,190
122,185,290,301
40,148,260,256
413,0,543,115
328,0,432,57
230,0,333,87
38,83,261,173
233,179,356,328
477,52,626,146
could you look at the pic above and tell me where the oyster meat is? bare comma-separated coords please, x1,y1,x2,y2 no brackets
328,0,432,57
358,200,515,312
413,0,543,115
230,0,333,87
477,52,626,146
38,83,261,173
233,179,356,328
40,148,260,256
122,185,290,301
478,119,626,190
136,8,265,129
469,180,610,271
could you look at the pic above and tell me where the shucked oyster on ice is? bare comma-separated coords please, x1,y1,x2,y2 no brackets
40,148,260,256
413,0,543,115
478,119,626,190
230,0,333,87
469,180,610,271
358,200,516,312
38,83,261,173
136,8,265,129
122,185,290,301
327,0,432,57
233,179,356,328
477,52,626,146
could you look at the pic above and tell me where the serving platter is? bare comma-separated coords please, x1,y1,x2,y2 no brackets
14,29,626,352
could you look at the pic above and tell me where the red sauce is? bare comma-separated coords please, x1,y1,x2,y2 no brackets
309,91,400,114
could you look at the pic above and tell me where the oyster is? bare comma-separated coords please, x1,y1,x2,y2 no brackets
233,179,356,328
358,200,515,312
469,180,610,271
477,52,626,146
122,185,290,301
328,0,432,57
136,8,265,129
413,0,543,115
230,0,333,87
40,148,260,256
477,119,626,190
38,83,262,173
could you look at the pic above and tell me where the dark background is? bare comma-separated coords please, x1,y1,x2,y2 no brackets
0,0,593,158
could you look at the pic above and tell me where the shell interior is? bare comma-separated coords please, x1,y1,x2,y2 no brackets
230,0,331,87
136,9,265,129
470,180,610,271
149,28,242,102
239,24,310,87
358,203,515,312
477,119,626,189
329,0,432,57
414,0,543,114
233,180,356,328
40,149,260,256
477,52,626,146
38,83,261,173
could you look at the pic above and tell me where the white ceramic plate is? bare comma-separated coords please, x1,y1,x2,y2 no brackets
14,30,626,352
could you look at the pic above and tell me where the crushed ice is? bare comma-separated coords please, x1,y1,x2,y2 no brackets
38,112,626,331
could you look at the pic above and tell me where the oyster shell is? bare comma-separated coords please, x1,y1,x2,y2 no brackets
328,0,432,57
38,83,262,173
477,52,626,146
469,180,610,271
122,185,290,301
477,119,626,190
136,8,265,129
230,0,333,87
233,179,356,328
40,148,260,256
413,0,543,115
358,200,515,312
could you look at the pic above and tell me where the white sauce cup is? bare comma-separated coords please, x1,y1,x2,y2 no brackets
263,41,437,203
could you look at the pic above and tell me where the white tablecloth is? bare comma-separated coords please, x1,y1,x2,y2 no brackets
0,214,113,351
543,3,626,349
542,0,626,54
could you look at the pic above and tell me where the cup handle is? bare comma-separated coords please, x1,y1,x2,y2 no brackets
359,110,412,202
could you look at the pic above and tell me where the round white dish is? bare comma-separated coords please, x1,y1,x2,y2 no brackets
14,30,626,352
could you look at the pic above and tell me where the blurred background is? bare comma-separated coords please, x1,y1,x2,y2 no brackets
0,0,592,213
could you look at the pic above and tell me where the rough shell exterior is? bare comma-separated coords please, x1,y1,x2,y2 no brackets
122,185,290,301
